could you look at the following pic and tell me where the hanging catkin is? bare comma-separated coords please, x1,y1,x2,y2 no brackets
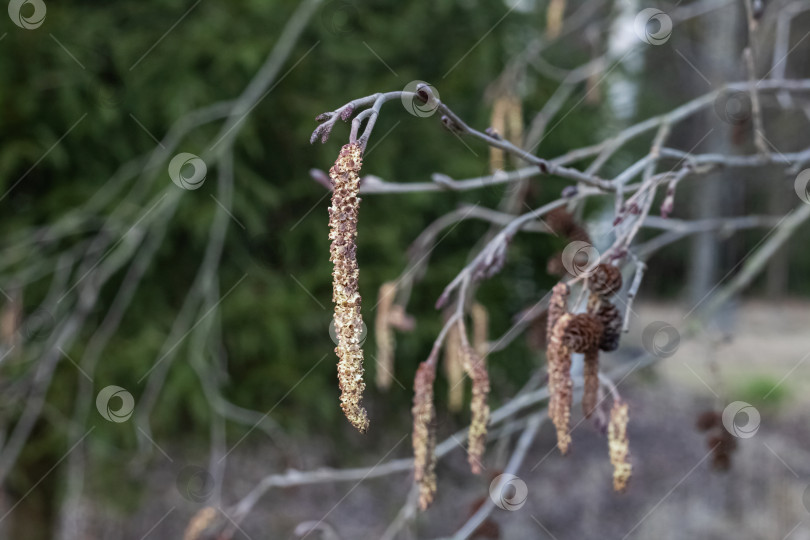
462,343,490,474
328,143,369,433
546,282,570,343
443,322,465,412
548,313,573,453
374,282,397,391
582,348,600,418
412,361,437,509
608,399,632,492
471,302,489,356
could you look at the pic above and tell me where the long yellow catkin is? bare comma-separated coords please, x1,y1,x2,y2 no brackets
412,361,437,510
328,143,369,433
443,322,465,412
374,282,397,391
608,399,632,492
471,302,489,356
463,343,490,474
548,313,573,454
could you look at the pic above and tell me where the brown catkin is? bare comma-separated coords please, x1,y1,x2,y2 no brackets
463,344,490,474
608,399,632,492
374,282,397,391
546,282,570,343
548,313,573,454
412,361,437,510
329,143,369,433
582,348,600,418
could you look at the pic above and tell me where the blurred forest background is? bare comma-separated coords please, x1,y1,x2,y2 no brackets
2,0,810,538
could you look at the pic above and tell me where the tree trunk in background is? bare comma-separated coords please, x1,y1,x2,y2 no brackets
688,4,743,306
765,185,791,297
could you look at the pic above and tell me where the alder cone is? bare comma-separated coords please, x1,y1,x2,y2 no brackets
590,264,623,297
696,410,721,431
594,301,622,352
545,208,591,243
562,313,603,353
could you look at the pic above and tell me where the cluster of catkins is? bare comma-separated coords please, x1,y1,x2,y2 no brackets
413,320,490,510
326,142,629,501
546,263,631,492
